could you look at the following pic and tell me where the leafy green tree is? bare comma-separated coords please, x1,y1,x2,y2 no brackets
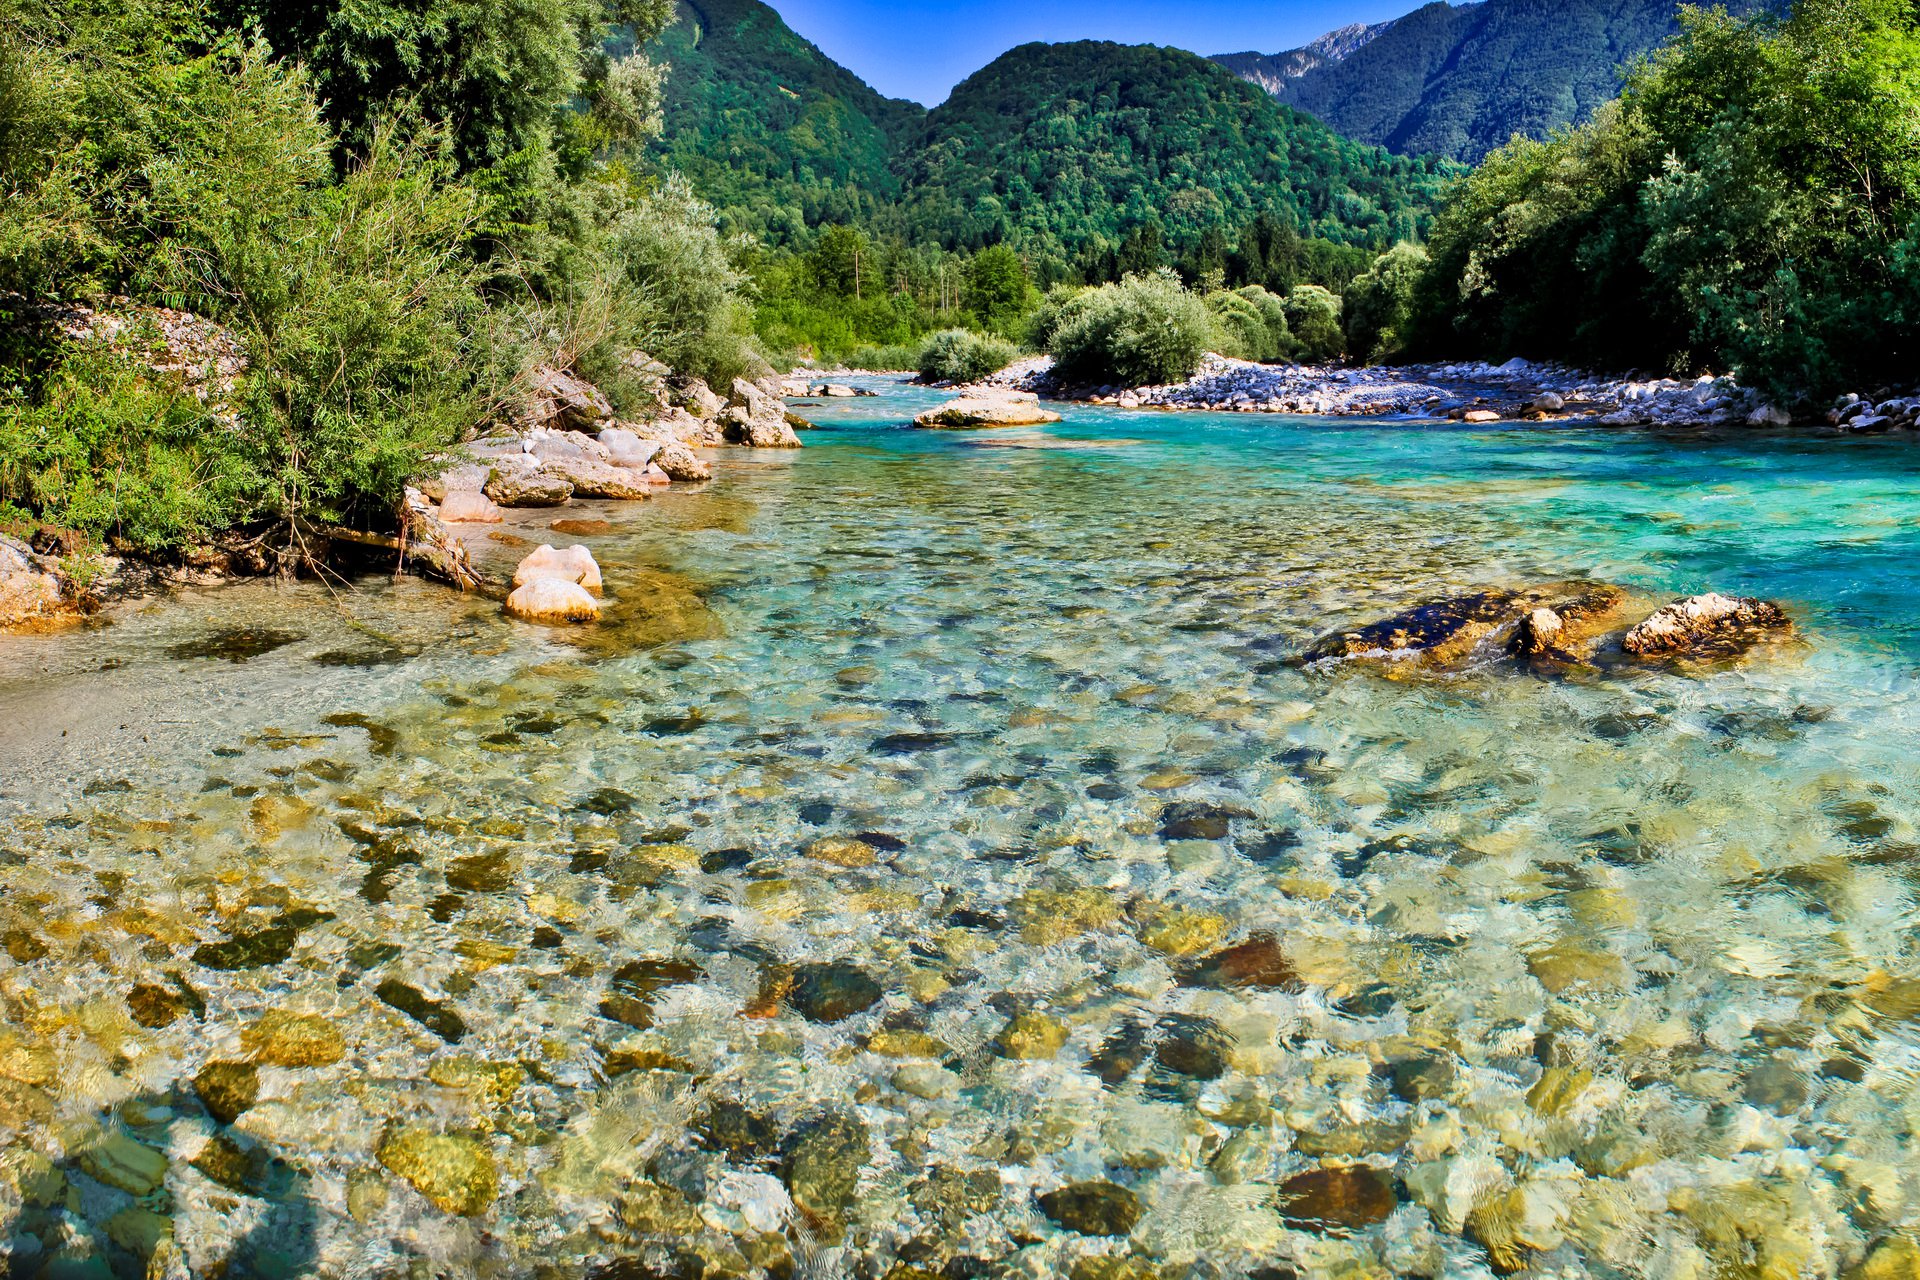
1344,243,1428,362
1206,286,1291,363
1048,269,1213,387
964,245,1034,336
1283,284,1345,363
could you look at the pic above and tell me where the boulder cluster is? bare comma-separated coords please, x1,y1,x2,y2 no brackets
1302,585,1793,672
989,353,1918,430
420,367,804,523
504,544,603,624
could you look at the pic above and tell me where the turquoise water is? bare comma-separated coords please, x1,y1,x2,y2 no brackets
3,379,1919,1279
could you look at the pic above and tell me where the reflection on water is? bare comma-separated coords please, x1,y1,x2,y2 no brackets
3,380,1920,1278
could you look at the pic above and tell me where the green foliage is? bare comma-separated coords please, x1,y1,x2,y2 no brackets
917,329,1016,384
1205,286,1292,362
1047,269,1214,388
1344,243,1428,362
0,0,759,553
1283,285,1345,363
843,342,920,372
901,42,1453,272
0,344,249,550
1414,0,1920,397
1226,0,1755,163
964,245,1036,337
642,0,922,243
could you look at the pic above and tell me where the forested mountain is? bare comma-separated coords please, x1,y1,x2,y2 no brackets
894,42,1453,265
1216,0,1723,162
638,0,924,241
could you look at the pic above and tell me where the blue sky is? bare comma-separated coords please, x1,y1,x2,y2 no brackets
768,0,1423,106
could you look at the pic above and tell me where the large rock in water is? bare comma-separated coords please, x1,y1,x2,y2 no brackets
915,390,1063,429
513,545,601,591
504,579,600,624
1623,593,1790,657
652,440,712,482
597,427,663,470
438,491,504,524
723,378,802,448
1301,583,1625,668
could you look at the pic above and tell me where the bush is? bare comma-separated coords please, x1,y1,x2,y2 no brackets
1206,285,1291,362
845,343,921,372
1047,269,1213,387
1344,243,1428,363
917,328,1016,383
0,344,251,551
1283,284,1345,363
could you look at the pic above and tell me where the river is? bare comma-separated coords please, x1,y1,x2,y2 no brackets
1,378,1917,1278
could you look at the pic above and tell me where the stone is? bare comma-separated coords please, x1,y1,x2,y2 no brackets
786,962,882,1023
915,392,1063,429
485,467,573,508
193,1060,260,1124
1743,1054,1808,1115
81,1131,169,1196
0,534,70,629
598,427,663,470
540,458,654,500
513,544,602,590
995,1011,1069,1060
724,378,804,447
783,1112,870,1226
1462,409,1502,423
104,1207,172,1258
1747,403,1793,427
653,439,713,482
1623,593,1791,658
127,983,190,1028
1153,1015,1230,1079
1278,1166,1398,1231
526,363,614,429
1848,1236,1920,1280
439,491,505,523
377,1127,499,1216
1183,934,1299,990
1531,391,1566,413
550,518,613,536
598,957,703,1029
242,1010,346,1067
1037,1181,1140,1236
1302,582,1626,668
675,378,725,420
892,1063,961,1099
376,979,467,1043
1508,607,1565,657
505,578,601,624
806,835,879,868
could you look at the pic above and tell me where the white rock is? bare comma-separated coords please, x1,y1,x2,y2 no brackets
513,545,601,591
504,578,600,624
439,491,504,524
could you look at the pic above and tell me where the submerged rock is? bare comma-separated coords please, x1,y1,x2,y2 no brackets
194,1060,261,1124
1278,1166,1398,1231
724,379,804,448
783,1112,870,1229
1038,1181,1140,1236
242,1010,346,1067
377,1127,498,1216
1623,593,1791,658
786,962,883,1023
652,439,713,481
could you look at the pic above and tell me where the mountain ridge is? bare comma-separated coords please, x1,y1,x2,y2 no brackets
1211,0,1717,162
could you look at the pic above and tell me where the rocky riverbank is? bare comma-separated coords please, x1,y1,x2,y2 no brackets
0,302,813,632
983,353,1920,430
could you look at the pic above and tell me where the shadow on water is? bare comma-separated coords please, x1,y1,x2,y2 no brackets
4,1084,318,1280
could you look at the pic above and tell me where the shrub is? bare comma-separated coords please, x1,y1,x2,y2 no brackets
0,344,252,551
846,343,923,372
1206,285,1291,362
1047,269,1213,387
917,328,1016,383
1343,243,1428,363
1283,284,1345,363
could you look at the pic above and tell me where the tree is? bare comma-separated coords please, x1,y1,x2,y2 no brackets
1048,268,1213,387
1344,243,1428,362
1283,284,1344,363
964,244,1033,335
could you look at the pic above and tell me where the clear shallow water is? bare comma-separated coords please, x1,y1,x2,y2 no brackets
3,381,1920,1279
